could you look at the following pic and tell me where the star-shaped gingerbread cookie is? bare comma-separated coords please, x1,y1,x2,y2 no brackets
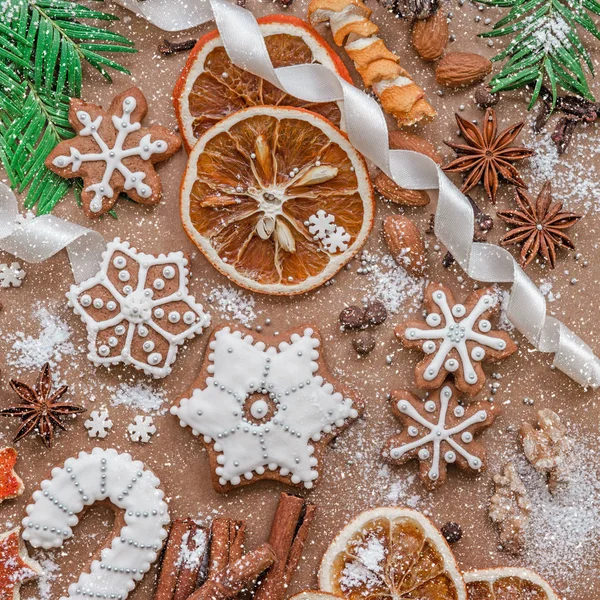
46,87,181,218
0,448,24,504
0,528,42,600
171,323,363,492
396,283,517,396
382,383,497,490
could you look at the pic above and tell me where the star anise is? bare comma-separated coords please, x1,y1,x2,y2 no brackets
443,108,534,203
497,181,581,269
0,363,85,447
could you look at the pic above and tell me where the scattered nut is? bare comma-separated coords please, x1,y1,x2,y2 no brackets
339,305,366,330
435,52,492,88
411,10,449,61
383,215,426,276
352,332,376,355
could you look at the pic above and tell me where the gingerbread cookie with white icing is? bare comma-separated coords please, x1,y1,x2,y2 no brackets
22,448,170,600
382,383,497,490
396,283,517,396
66,238,210,378
46,87,181,218
170,323,363,492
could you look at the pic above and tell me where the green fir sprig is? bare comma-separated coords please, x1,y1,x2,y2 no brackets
0,0,135,214
479,0,600,109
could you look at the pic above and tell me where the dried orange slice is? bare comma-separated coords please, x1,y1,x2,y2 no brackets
464,568,559,600
173,15,351,152
319,507,466,600
180,105,374,295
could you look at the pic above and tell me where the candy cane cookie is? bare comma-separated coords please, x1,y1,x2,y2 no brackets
22,448,170,600
308,0,436,126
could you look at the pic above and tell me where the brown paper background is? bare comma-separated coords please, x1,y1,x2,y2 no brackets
1,1,600,599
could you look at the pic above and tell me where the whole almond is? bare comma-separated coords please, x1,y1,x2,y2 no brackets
374,132,440,206
411,11,448,61
383,215,426,276
435,52,492,88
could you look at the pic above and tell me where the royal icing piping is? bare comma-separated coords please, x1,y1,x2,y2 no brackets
52,96,168,214
390,385,488,481
66,238,211,378
404,289,506,384
171,327,359,488
22,448,169,600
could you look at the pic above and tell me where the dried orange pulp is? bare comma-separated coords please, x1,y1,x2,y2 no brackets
319,507,467,600
180,105,374,295
464,568,559,600
173,15,352,152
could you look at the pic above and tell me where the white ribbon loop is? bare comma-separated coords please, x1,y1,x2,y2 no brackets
0,183,105,284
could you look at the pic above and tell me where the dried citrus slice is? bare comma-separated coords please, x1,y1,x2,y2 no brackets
173,15,351,151
319,507,466,600
464,568,559,600
180,105,374,295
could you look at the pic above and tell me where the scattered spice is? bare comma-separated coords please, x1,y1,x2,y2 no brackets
158,39,197,56
474,85,499,108
352,332,376,356
443,108,534,203
0,363,85,447
440,522,462,544
339,306,366,330
497,181,581,269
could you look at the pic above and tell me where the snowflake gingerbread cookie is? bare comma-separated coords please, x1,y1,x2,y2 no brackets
66,238,210,378
171,324,363,492
382,383,497,489
46,87,181,218
84,410,113,439
397,283,517,396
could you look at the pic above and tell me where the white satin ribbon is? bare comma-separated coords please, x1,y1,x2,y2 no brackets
0,183,106,284
109,0,600,388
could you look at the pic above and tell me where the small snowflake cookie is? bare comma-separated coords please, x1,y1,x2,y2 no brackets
397,283,517,396
171,324,363,492
84,410,113,439
66,238,211,378
128,416,156,443
382,383,497,490
0,262,25,288
45,87,181,218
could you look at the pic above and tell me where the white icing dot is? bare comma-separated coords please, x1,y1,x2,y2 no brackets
108,336,118,347
123,285,133,295
98,345,110,357
461,432,473,443
138,326,149,337
444,451,456,463
93,298,104,309
118,270,130,282
250,399,269,419
168,312,181,324
153,278,165,290
154,308,165,318
418,448,430,460
163,266,176,279
452,304,466,317
183,311,196,325
479,319,491,332
424,400,436,413
115,325,126,335
407,426,419,437
114,256,127,269
445,358,459,372
471,346,486,361
422,340,436,354
148,353,162,366
426,313,441,327
80,295,92,307
143,341,155,353
454,406,465,417
106,301,117,311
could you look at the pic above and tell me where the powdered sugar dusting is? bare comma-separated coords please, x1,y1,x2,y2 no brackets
204,285,258,326
341,536,386,591
110,382,166,413
178,528,207,570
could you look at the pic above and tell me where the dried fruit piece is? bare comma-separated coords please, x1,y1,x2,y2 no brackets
319,507,467,600
411,11,448,61
489,463,531,555
180,106,375,295
173,15,351,151
520,409,571,493
383,214,426,276
436,52,492,88
464,568,559,600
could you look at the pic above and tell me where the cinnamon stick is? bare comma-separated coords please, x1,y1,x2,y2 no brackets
173,522,208,600
187,544,276,600
254,493,316,600
155,519,194,600
208,519,246,578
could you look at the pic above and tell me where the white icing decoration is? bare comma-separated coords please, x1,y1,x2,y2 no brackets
171,326,359,489
162,266,176,279
322,225,351,254
128,416,156,443
390,385,488,481
84,410,113,439
306,210,336,240
52,97,168,214
66,238,211,378
405,291,506,385
21,448,169,600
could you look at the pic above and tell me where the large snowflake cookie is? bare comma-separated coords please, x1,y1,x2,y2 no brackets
67,238,210,378
397,283,517,396
171,324,363,492
46,87,181,218
382,383,497,490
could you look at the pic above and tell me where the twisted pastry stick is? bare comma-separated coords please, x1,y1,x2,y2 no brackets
308,0,436,126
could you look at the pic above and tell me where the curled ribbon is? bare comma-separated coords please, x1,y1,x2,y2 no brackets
111,0,600,388
0,183,106,284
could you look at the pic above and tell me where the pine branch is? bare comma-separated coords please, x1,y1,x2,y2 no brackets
479,0,600,108
0,0,136,214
